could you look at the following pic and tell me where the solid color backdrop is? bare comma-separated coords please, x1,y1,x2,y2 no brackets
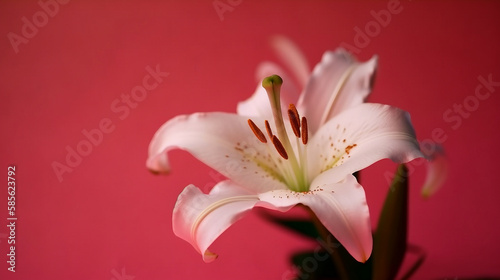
1,1,500,279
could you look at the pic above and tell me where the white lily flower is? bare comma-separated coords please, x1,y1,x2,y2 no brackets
147,60,422,263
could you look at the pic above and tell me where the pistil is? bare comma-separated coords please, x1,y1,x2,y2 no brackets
246,75,311,192
261,75,308,192
261,75,289,146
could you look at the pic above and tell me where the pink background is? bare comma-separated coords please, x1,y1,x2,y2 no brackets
1,1,500,279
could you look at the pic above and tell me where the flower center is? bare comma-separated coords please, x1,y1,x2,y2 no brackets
247,75,310,192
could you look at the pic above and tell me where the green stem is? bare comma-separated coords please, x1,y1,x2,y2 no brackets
306,207,351,280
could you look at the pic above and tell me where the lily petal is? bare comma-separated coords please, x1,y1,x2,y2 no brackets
270,35,310,89
421,144,448,198
308,103,423,183
259,174,372,262
298,49,378,133
237,61,299,119
147,112,288,193
173,181,260,262
236,85,272,119
175,177,371,263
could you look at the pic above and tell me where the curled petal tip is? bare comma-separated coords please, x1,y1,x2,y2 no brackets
421,189,431,199
146,152,172,175
148,167,171,175
356,242,372,263
360,256,369,263
203,251,218,263
420,145,448,198
148,169,161,175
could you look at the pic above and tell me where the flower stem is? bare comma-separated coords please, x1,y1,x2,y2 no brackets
306,207,351,280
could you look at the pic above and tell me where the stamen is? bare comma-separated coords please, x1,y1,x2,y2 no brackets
272,136,288,159
265,120,273,139
288,104,301,138
301,117,308,145
247,119,267,143
289,104,300,124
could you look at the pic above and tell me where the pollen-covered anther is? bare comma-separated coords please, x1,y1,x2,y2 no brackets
301,117,308,145
288,104,301,138
272,135,288,159
265,120,273,139
247,119,267,143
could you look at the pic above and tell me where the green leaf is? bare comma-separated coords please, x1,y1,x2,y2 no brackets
290,250,337,280
399,244,426,280
373,164,409,280
259,210,320,240
290,249,373,280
